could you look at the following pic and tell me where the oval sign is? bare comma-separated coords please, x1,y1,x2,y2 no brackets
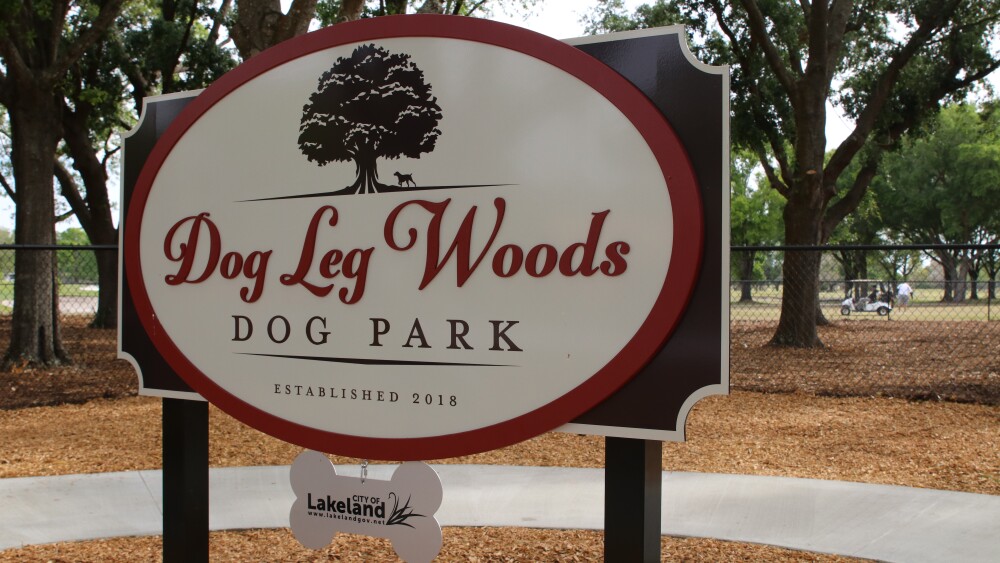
126,15,703,460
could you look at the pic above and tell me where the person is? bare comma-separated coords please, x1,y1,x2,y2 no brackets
896,281,913,311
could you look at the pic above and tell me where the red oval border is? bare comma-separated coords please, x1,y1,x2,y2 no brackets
126,15,704,460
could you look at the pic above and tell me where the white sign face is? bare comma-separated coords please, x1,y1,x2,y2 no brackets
290,452,443,562
125,16,703,459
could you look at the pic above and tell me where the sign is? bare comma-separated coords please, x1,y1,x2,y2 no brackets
122,16,717,459
290,452,443,562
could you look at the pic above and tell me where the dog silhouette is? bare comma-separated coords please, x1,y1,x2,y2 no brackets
393,172,416,187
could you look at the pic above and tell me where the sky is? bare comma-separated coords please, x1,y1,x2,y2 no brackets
0,0,854,233
491,0,618,39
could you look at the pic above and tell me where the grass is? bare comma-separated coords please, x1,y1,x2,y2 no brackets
58,283,100,297
0,281,100,316
0,281,99,299
731,295,998,322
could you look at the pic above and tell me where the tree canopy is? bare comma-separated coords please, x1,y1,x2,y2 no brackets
875,102,1000,300
0,0,126,365
299,44,443,194
731,150,784,301
877,103,1000,247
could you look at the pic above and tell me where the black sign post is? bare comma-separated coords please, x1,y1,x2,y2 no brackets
122,94,207,562
162,398,209,563
605,438,663,562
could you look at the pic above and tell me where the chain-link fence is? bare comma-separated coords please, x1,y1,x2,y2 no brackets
0,244,125,378
1,244,998,405
732,245,998,404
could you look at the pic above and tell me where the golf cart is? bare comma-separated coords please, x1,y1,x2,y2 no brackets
840,279,893,317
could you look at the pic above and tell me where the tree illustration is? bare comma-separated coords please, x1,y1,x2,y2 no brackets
299,44,443,194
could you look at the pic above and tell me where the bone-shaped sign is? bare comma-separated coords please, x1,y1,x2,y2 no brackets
290,451,443,562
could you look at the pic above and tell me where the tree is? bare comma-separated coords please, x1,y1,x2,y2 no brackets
119,0,237,106
232,0,341,61
586,0,1000,346
54,0,237,329
234,0,531,61
826,163,886,298
875,103,1000,301
983,246,1000,300
0,227,11,284
730,150,783,302
0,0,125,366
0,109,12,204
229,2,536,196
299,44,443,194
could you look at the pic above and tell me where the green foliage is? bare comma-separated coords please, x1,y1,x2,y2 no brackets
314,0,536,26
119,0,237,98
730,150,784,289
828,155,886,283
0,108,11,187
56,228,98,283
876,103,1000,245
0,227,14,284
730,150,784,246
316,0,345,26
585,0,1000,340
57,227,89,245
582,0,685,34
874,102,1000,293
584,1,1000,222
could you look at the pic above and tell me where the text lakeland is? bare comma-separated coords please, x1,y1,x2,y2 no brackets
307,493,386,520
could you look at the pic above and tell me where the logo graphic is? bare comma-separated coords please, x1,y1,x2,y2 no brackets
266,44,509,203
290,451,443,562
299,44,443,195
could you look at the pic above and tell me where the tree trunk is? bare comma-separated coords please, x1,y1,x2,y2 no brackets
954,255,970,302
935,250,957,302
855,252,868,282
92,248,118,328
4,93,69,366
62,108,119,328
968,267,980,301
360,160,384,193
385,0,407,14
770,196,823,348
339,155,387,194
738,250,755,302
232,0,319,60
841,252,855,299
815,297,831,326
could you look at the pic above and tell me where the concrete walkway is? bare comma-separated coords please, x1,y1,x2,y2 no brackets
1,465,998,562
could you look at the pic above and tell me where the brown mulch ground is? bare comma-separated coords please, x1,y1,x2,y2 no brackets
731,319,1000,404
0,529,863,562
0,317,132,410
0,317,997,561
0,393,996,562
1,393,997,494
2,316,997,410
